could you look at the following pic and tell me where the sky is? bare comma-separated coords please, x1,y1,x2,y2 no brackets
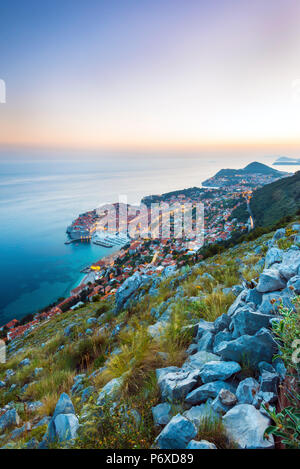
0,0,300,153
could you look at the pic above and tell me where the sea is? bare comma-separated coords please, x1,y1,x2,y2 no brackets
0,149,298,325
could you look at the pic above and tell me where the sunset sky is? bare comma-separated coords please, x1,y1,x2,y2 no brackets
1,0,300,152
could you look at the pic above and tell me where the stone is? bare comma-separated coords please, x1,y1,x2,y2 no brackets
81,386,95,403
199,361,241,384
156,366,180,381
287,275,300,294
0,409,20,432
0,381,5,388
259,291,294,315
272,228,286,241
273,358,286,380
86,317,97,325
231,308,273,338
227,290,247,316
258,362,275,374
19,358,31,367
53,393,75,419
236,378,260,404
183,402,217,429
217,328,278,368
53,414,79,442
259,371,279,394
245,288,263,307
214,314,231,333
201,273,215,282
223,404,274,449
196,319,215,339
182,351,220,371
232,285,243,297
34,367,43,377
152,403,172,427
186,439,217,449
115,272,148,312
85,328,93,335
213,331,232,353
97,377,123,405
63,323,78,337
155,414,197,449
27,401,43,412
158,369,200,402
265,248,283,269
211,389,237,415
197,331,214,352
185,381,235,405
5,369,15,379
257,268,286,293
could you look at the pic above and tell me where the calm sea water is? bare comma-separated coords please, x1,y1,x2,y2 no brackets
0,150,298,324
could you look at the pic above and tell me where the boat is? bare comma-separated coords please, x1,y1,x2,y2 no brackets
93,239,113,248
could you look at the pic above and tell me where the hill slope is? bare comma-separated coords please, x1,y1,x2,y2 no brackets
232,171,300,227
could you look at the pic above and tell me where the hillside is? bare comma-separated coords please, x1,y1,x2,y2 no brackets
0,219,299,449
232,171,300,227
202,161,288,189
215,162,285,178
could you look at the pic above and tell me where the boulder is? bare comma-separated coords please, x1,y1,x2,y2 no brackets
156,366,180,381
183,402,217,429
213,331,232,353
53,414,79,442
152,403,172,427
236,377,260,404
63,323,78,337
199,361,241,384
227,290,247,316
53,393,75,419
217,328,278,368
197,331,214,352
115,272,148,312
196,320,215,340
158,369,200,402
259,371,279,394
259,291,294,315
232,285,243,297
182,351,220,371
265,248,283,269
19,358,31,367
272,228,286,241
97,377,123,405
256,268,286,293
211,389,237,415
222,404,274,449
245,288,263,308
186,440,217,449
81,386,95,403
0,409,20,432
230,308,273,338
155,414,197,449
287,275,300,294
185,381,235,405
214,314,231,333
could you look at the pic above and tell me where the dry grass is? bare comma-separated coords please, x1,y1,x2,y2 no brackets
197,416,235,449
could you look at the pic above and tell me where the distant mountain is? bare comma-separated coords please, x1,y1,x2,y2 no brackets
214,162,285,178
202,161,288,188
231,171,300,227
273,156,300,165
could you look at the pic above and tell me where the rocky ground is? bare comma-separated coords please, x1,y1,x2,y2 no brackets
0,222,299,449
